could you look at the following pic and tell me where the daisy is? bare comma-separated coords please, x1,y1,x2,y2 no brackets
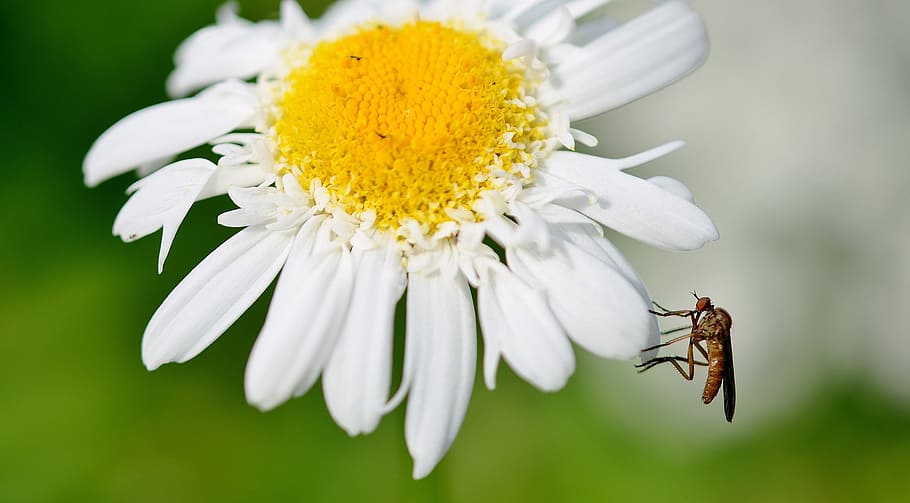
85,0,717,478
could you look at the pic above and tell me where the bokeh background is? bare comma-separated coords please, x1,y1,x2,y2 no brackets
2,0,908,501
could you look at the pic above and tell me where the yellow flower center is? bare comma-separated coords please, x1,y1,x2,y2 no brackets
272,20,549,234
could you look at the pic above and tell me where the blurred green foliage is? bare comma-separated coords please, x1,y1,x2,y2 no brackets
0,1,907,501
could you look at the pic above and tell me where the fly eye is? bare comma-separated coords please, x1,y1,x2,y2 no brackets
695,297,712,311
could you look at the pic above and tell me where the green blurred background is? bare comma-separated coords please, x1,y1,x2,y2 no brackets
2,1,909,501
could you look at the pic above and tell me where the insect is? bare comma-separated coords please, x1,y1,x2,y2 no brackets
636,293,735,422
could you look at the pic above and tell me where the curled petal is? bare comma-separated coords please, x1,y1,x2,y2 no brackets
114,158,216,273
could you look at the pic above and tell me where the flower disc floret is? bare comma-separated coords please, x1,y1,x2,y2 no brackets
272,21,549,233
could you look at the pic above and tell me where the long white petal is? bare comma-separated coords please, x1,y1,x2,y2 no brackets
168,22,283,98
244,218,355,411
508,233,652,360
84,81,256,187
142,226,294,370
323,241,406,436
113,159,216,273
541,150,718,250
478,261,575,392
405,271,476,479
543,0,707,120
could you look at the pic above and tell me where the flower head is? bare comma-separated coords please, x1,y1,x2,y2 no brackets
85,0,717,478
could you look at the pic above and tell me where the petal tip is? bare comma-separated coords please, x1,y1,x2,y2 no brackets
82,156,105,188
411,459,436,480
165,72,189,99
245,391,281,412
244,373,285,412
83,173,100,188
141,349,165,371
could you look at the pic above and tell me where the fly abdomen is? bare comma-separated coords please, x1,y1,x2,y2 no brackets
702,339,725,404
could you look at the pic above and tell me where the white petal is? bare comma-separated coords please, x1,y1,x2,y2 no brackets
612,140,687,170
142,226,294,370
214,2,241,24
524,6,575,47
539,209,645,297
503,0,564,30
217,185,283,228
569,128,598,147
323,241,406,436
478,261,575,392
566,0,612,19
136,155,174,177
502,39,537,61
566,15,619,46
517,184,593,211
84,81,256,187
481,318,502,390
198,163,272,200
543,0,708,120
485,0,519,19
541,151,718,250
508,233,653,360
506,201,552,250
316,0,411,35
540,213,661,356
113,158,216,273
244,218,355,411
168,22,282,98
647,175,695,203
280,0,314,40
405,271,476,479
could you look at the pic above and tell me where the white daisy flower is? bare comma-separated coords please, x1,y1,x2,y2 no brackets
85,0,717,478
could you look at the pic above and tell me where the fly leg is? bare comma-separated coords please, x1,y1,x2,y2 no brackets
660,326,692,336
636,339,706,379
649,301,693,318
650,302,703,329
640,332,694,353
635,356,708,377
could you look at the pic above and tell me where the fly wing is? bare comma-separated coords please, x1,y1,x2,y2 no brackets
721,328,735,422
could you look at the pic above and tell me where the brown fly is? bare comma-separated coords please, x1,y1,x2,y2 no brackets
636,293,735,422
